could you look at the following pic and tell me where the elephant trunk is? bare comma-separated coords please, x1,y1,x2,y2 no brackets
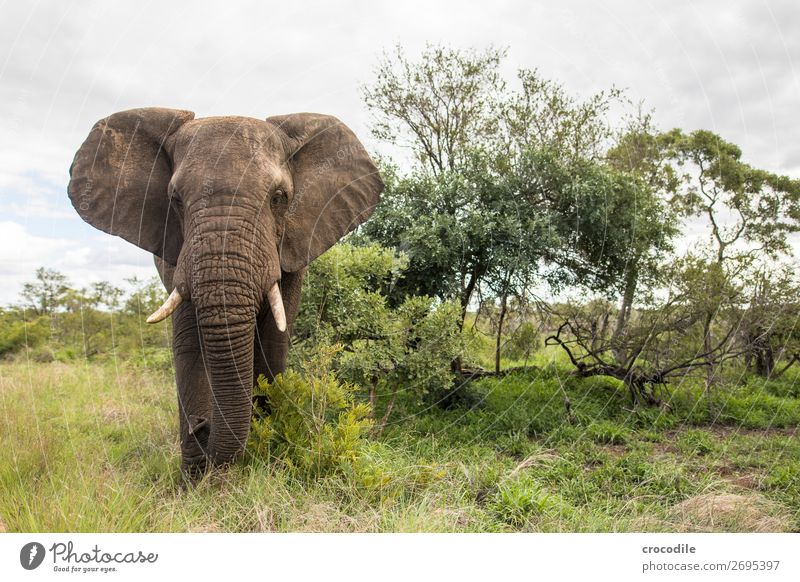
195,282,257,465
191,245,264,466
202,312,255,465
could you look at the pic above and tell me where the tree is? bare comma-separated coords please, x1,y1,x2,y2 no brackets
670,130,800,265
503,68,622,165
360,154,548,332
20,267,70,315
605,112,680,354
667,129,800,389
90,281,124,312
362,48,640,325
544,256,747,406
0,308,49,356
362,45,520,341
122,276,174,354
739,267,800,377
363,44,506,175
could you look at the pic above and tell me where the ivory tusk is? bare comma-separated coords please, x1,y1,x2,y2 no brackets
146,288,183,324
267,282,287,332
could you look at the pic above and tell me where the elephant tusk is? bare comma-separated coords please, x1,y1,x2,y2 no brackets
268,282,287,332
146,288,183,324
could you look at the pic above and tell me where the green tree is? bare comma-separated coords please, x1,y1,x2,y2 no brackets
90,281,124,312
123,276,165,316
362,46,672,374
0,308,49,357
605,112,680,353
739,267,800,377
667,129,800,389
669,129,800,264
503,68,622,165
20,267,69,315
363,44,506,175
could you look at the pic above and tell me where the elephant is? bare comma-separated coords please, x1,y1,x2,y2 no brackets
68,108,383,479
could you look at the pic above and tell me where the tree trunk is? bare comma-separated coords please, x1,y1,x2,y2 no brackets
459,267,481,330
754,343,775,377
703,312,715,395
453,264,485,372
592,309,610,353
611,264,637,364
495,288,509,375
375,386,398,437
368,375,378,417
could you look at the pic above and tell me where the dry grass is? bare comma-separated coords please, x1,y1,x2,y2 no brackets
668,493,792,532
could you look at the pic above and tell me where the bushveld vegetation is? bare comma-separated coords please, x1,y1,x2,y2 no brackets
1,45,799,532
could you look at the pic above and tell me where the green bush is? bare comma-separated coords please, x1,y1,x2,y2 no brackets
249,370,373,479
297,242,464,425
0,313,50,356
128,347,173,372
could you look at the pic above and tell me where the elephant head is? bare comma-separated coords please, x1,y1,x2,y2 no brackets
68,107,383,466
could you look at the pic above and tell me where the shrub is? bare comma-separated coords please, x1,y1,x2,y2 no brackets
297,242,464,429
0,313,50,356
338,295,462,403
128,347,173,372
249,370,373,479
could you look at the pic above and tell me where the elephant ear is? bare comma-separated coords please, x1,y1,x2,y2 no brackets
68,107,194,265
265,113,384,272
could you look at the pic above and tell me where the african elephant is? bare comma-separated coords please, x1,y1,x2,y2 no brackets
68,108,383,479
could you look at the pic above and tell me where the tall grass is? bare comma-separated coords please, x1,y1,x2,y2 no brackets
0,360,798,532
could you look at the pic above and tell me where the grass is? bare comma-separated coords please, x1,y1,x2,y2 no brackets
0,357,799,532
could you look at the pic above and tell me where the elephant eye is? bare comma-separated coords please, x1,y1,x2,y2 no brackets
271,189,288,208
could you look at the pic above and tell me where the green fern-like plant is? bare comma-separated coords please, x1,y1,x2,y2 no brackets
249,369,373,479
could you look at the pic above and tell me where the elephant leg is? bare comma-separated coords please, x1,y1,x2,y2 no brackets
253,269,306,408
156,256,212,479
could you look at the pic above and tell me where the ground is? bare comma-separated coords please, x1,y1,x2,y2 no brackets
0,360,798,532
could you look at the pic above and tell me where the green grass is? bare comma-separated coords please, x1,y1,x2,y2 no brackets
1,359,799,532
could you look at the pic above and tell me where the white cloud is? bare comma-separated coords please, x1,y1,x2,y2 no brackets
0,172,76,219
0,221,158,305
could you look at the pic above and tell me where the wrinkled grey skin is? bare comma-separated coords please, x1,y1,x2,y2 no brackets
68,108,383,479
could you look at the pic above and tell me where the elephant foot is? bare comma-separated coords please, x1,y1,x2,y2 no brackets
180,414,211,484
180,455,209,485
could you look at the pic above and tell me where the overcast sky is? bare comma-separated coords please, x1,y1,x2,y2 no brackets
0,0,798,304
